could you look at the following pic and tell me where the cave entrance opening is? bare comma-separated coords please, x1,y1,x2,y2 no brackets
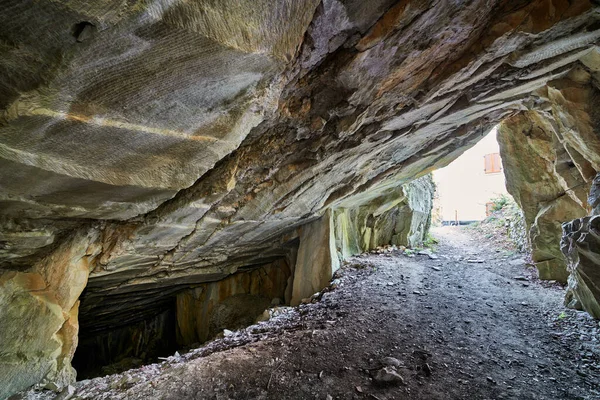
71,297,179,380
432,126,516,229
71,257,293,380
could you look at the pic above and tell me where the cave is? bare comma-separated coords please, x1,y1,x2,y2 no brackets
71,256,293,378
72,301,178,379
1,0,600,398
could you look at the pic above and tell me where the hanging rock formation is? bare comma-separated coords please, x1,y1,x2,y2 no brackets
2,0,600,397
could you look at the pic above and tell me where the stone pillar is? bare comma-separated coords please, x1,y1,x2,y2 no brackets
290,209,340,306
498,111,589,282
0,231,100,398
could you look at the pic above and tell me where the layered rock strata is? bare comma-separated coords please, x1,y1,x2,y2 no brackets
2,0,600,396
561,216,600,318
561,173,600,318
334,175,434,259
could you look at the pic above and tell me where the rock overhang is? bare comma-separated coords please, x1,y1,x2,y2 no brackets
2,0,600,396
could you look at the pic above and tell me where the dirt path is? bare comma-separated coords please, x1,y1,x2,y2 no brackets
21,227,600,400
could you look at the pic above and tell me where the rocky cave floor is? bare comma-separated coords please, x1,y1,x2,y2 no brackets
17,227,600,400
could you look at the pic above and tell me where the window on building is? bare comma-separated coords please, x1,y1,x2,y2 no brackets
484,153,502,174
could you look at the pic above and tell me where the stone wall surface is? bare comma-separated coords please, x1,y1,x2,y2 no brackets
176,259,291,345
2,0,600,396
0,230,100,398
334,175,434,259
562,216,600,319
498,109,589,281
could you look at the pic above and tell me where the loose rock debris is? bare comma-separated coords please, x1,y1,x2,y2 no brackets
15,227,600,400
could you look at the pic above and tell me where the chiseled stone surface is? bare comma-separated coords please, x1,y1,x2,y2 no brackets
498,108,590,281
291,209,340,306
497,66,600,282
177,259,291,345
2,0,600,396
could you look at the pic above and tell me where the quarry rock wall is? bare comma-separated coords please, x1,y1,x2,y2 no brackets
2,0,600,396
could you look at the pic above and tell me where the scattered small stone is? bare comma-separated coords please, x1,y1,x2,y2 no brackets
423,363,432,376
487,376,497,384
55,385,76,400
43,382,61,392
326,395,333,400
467,259,485,263
432,266,441,271
223,329,234,337
356,386,363,393
413,290,422,295
513,276,529,281
381,357,401,367
372,367,405,385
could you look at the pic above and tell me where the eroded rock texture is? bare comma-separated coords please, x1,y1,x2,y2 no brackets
562,216,600,319
0,231,100,397
498,61,600,281
2,0,600,396
334,175,434,259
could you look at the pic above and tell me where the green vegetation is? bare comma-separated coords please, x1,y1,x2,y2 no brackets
490,194,511,212
423,233,439,251
469,194,531,254
558,311,567,320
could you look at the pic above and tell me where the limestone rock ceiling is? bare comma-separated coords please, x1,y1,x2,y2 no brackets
1,0,600,331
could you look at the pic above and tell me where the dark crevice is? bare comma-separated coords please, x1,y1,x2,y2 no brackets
73,299,178,379
73,257,292,380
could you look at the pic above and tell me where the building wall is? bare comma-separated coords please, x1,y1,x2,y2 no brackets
433,128,508,222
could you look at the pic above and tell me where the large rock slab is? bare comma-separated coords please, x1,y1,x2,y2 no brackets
291,209,340,306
